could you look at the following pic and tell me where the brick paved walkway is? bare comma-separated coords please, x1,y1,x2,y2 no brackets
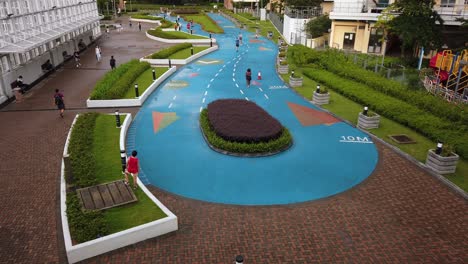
0,18,467,264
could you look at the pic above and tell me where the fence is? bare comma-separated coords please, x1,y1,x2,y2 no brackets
269,12,283,34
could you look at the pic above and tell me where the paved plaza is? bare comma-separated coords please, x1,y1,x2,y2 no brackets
0,18,467,263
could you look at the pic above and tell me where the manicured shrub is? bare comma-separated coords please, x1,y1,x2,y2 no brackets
173,9,199,14
66,193,108,243
147,28,206,39
303,68,468,159
288,45,468,125
68,113,99,187
90,60,150,100
131,14,162,21
149,43,192,59
200,109,292,154
207,99,283,143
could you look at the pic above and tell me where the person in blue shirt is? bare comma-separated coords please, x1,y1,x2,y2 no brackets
235,38,240,52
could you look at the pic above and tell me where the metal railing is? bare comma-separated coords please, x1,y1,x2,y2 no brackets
332,0,389,14
269,11,283,34
284,6,322,19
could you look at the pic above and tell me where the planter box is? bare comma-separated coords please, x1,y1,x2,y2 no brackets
277,64,289,74
145,31,216,44
289,76,303,87
312,92,330,105
425,149,459,174
61,114,178,263
140,46,218,66
357,112,380,129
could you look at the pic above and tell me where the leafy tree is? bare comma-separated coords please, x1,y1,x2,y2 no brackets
305,15,331,38
384,0,444,56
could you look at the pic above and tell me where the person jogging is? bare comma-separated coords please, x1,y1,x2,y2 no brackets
53,89,65,118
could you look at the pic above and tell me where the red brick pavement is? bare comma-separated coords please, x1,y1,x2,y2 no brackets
0,18,467,264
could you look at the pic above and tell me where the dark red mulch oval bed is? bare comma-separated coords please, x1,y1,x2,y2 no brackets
207,99,283,143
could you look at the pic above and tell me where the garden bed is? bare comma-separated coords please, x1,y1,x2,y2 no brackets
200,100,292,156
180,13,224,33
87,66,176,108
62,113,177,263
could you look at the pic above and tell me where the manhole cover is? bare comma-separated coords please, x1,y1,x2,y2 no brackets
388,134,416,144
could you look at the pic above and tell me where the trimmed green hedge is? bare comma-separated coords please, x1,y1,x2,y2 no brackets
303,68,468,159
149,43,192,59
68,112,99,187
160,19,174,28
67,113,108,242
200,109,292,154
288,45,468,125
66,193,108,243
131,14,162,21
90,60,150,100
147,28,207,39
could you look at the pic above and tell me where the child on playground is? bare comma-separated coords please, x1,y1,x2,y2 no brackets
124,150,139,189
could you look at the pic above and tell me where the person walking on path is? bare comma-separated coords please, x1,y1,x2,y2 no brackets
246,68,252,88
12,85,23,103
73,51,81,67
235,38,240,52
110,56,116,70
95,45,101,62
129,21,132,28
124,150,139,189
53,89,65,118
238,33,243,45
138,22,142,32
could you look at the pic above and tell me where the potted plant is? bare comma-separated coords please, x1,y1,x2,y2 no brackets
277,60,289,74
312,84,330,105
357,106,380,129
425,143,459,174
289,70,303,87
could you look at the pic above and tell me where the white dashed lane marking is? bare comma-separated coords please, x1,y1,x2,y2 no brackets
235,83,239,88
168,103,173,108
240,90,244,95
245,97,249,101
264,94,269,99
173,95,177,100
204,91,208,96
202,97,206,103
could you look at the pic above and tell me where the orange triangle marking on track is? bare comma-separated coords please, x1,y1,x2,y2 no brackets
152,111,164,133
287,102,340,127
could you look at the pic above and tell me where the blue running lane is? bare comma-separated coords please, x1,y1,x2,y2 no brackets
126,14,378,205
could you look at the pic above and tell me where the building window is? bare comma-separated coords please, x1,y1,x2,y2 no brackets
441,0,456,7
367,27,384,53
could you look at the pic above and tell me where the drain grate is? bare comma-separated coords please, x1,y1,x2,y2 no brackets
388,134,416,144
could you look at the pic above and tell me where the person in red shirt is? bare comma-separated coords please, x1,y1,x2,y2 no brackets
124,150,139,189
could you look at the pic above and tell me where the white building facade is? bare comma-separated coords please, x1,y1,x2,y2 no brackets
0,0,101,104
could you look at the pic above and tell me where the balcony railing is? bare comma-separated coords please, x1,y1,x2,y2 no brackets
433,4,468,24
284,6,323,19
332,0,389,14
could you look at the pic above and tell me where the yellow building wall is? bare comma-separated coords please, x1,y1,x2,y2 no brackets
330,21,372,53
322,2,333,14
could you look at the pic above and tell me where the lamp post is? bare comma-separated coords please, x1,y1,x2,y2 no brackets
316,84,320,93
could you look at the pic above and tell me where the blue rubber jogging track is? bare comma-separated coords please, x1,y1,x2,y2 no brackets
126,13,379,205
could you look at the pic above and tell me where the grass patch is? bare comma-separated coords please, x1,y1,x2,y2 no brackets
181,14,224,33
222,11,283,42
123,67,169,99
93,115,167,233
169,46,209,59
148,28,208,39
283,70,468,192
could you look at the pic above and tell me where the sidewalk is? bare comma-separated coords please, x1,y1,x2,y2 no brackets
0,18,172,263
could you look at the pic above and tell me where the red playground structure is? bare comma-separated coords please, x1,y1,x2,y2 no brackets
422,49,468,104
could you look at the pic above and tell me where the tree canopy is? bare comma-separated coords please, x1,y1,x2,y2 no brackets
384,0,444,55
305,15,331,38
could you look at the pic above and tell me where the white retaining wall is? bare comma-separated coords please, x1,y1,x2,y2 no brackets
86,66,177,108
129,18,162,25
61,114,178,263
145,31,217,44
140,46,218,66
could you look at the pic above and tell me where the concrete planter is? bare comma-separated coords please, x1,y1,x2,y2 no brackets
357,112,380,129
289,76,303,87
140,46,218,66
312,91,330,105
425,149,459,174
277,63,289,74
